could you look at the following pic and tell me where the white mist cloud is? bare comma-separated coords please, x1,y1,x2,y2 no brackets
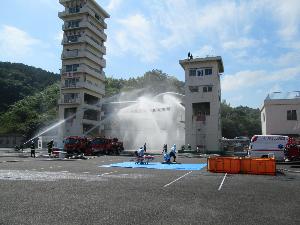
268,0,300,40
268,84,282,94
151,0,261,49
106,0,123,12
222,66,300,91
110,14,159,62
0,25,41,60
194,45,216,58
222,38,263,50
54,30,63,42
276,52,300,66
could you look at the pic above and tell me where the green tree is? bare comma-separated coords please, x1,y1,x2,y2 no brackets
0,62,59,112
0,84,60,138
221,101,261,138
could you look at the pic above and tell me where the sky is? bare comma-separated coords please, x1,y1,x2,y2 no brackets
0,0,300,108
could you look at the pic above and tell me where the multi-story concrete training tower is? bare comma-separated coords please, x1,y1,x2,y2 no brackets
179,56,224,153
58,0,109,138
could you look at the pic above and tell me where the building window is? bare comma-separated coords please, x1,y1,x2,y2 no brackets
189,69,196,76
203,86,212,92
66,64,80,72
287,110,297,120
205,68,212,75
69,6,80,13
263,113,265,122
64,93,79,103
189,86,199,92
67,20,80,28
67,35,80,43
65,78,79,87
197,69,204,76
66,65,72,72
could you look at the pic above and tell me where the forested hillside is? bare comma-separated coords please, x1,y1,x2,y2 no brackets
221,101,261,138
0,84,59,138
0,64,261,138
105,69,184,97
0,62,60,112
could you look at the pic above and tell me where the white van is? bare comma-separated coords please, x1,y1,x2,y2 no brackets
249,135,289,161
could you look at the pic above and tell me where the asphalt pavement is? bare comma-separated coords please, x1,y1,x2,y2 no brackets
0,149,299,225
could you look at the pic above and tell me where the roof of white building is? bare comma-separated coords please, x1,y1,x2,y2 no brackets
179,56,224,73
266,91,300,100
261,91,300,111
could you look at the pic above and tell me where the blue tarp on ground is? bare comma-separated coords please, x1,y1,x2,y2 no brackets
100,162,207,171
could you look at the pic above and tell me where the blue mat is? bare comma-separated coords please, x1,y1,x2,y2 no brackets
100,162,207,171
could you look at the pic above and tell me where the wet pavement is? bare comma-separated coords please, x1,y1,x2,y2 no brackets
0,149,299,225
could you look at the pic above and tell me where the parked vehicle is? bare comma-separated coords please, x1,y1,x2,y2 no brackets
63,136,124,156
284,137,300,161
90,137,124,155
249,135,290,161
63,136,92,156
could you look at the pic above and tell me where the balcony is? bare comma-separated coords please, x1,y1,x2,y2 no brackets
58,5,91,18
61,50,79,59
80,22,107,41
61,50,105,67
85,35,106,54
83,82,105,95
61,36,84,45
93,16,107,29
82,119,99,126
84,50,105,67
61,36,106,54
58,5,107,30
62,23,80,31
59,0,72,4
61,82,105,95
61,64,105,81
80,64,105,81
58,97,81,105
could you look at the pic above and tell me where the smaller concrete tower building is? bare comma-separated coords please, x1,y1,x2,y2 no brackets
179,56,224,153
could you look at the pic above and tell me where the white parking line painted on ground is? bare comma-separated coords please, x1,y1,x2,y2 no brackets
83,172,90,174
218,173,227,191
97,171,117,176
61,171,69,173
163,171,193,187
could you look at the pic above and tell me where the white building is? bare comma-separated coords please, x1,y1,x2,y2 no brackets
261,91,300,137
179,56,224,153
58,0,109,138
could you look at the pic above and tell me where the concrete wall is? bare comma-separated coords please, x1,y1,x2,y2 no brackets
0,135,24,148
180,57,223,153
261,98,300,136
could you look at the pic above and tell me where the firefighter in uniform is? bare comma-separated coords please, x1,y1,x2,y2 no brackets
30,141,35,158
47,139,54,156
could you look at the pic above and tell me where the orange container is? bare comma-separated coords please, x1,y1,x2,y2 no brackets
249,158,275,175
240,158,252,173
207,157,240,174
207,157,216,172
208,157,276,175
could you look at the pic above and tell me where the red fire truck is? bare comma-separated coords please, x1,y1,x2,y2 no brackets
63,136,124,156
284,138,300,161
63,136,92,156
90,137,124,155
